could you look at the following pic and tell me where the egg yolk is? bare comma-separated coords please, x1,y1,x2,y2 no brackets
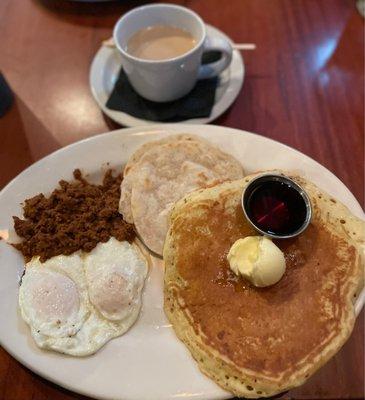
30,272,79,321
88,272,136,321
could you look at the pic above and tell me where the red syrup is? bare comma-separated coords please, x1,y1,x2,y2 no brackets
244,180,308,237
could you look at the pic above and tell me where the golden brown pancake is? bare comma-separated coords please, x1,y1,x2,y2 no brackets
164,171,364,398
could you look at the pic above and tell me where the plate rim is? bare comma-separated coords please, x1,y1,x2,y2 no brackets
1,125,363,214
0,124,363,400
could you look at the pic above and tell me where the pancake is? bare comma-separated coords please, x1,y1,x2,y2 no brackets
119,134,203,223
123,133,199,177
120,134,244,255
164,171,364,398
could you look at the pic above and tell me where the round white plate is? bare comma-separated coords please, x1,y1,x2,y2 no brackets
0,125,363,400
90,25,244,127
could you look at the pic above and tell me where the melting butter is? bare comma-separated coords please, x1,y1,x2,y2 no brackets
227,236,286,287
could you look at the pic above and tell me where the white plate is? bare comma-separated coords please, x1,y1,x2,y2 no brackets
89,25,244,127
0,125,363,400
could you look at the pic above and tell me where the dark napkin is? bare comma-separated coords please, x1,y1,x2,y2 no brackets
106,51,221,122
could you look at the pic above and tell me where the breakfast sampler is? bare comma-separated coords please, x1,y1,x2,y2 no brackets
2,131,363,398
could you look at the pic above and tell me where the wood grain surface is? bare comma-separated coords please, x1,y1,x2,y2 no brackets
0,0,363,399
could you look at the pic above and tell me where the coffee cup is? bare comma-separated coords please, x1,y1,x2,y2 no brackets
113,4,233,102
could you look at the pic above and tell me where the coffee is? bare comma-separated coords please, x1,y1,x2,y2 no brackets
126,25,197,61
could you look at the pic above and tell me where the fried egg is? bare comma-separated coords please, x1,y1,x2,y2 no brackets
84,237,147,322
19,238,148,356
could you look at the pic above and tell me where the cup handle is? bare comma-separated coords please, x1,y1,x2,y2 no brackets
197,35,233,80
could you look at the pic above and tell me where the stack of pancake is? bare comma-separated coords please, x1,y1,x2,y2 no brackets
163,171,364,398
119,134,364,398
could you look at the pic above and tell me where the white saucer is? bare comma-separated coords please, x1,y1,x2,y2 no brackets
89,25,244,127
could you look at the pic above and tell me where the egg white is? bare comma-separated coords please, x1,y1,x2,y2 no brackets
84,237,148,322
19,253,90,341
19,238,148,356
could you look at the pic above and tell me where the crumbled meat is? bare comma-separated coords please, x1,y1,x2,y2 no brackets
13,169,135,262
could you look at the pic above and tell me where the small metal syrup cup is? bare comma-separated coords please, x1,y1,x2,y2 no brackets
241,174,312,239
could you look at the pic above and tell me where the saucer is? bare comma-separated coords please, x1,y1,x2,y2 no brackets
89,25,244,127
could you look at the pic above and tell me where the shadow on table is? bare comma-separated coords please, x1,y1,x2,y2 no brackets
32,0,188,27
102,111,121,130
0,93,60,188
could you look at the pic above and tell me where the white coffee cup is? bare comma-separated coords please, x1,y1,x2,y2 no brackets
113,4,233,102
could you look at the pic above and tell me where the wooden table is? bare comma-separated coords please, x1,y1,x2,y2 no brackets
0,0,363,399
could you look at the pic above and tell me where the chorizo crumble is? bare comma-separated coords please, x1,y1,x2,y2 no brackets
13,169,135,262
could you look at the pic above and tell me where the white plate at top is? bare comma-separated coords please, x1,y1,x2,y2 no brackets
0,125,363,400
90,25,244,127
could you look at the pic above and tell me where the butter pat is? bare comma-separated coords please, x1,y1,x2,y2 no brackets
227,236,286,287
